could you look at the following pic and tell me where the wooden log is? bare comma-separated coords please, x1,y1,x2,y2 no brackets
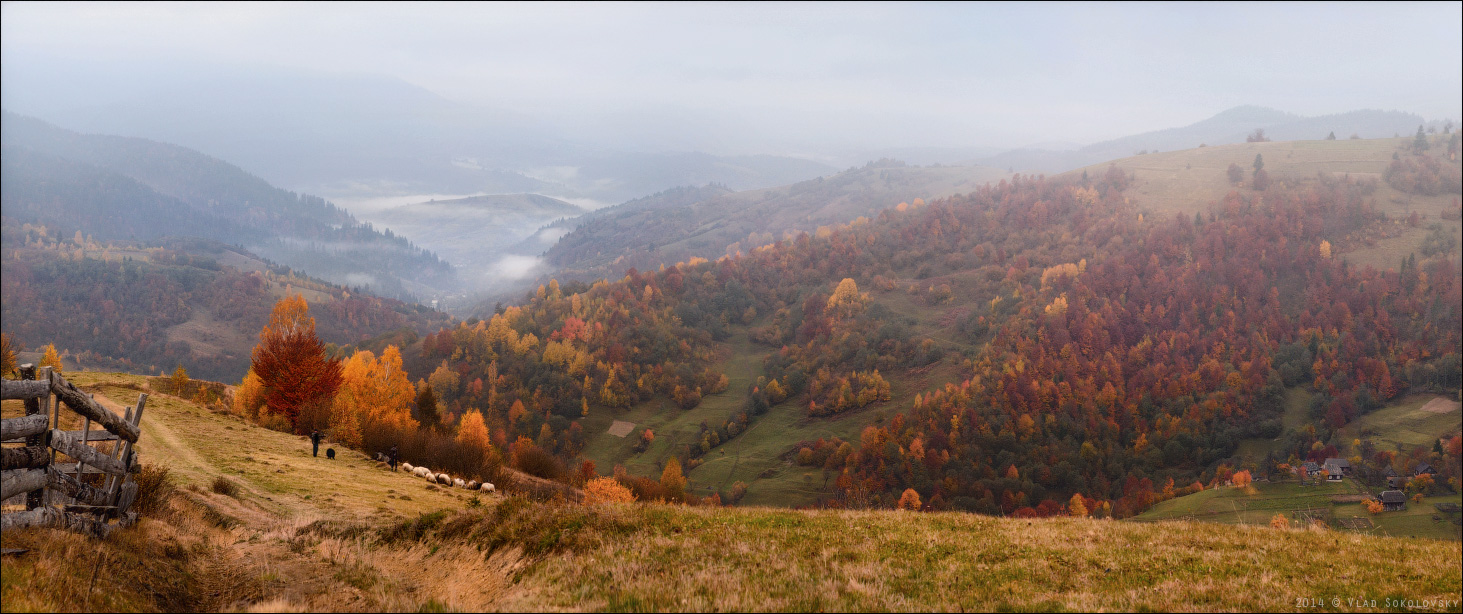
116,479,138,515
0,414,50,441
0,379,49,400
0,507,112,538
3,429,118,444
1,446,51,470
51,463,109,475
63,504,118,516
46,466,113,506
48,374,139,443
1,468,47,501
21,366,46,511
106,395,146,499
50,430,127,477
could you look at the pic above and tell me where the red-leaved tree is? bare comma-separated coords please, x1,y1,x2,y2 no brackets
251,294,342,433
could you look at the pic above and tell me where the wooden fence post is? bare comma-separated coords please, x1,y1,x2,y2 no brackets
19,364,44,510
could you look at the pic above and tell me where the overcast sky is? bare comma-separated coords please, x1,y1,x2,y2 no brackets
3,2,1460,154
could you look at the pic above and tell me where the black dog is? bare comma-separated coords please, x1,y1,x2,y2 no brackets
326,448,336,460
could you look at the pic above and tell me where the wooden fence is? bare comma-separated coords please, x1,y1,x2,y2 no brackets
1,364,148,537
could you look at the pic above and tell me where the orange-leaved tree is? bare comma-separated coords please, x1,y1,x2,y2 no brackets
1232,470,1252,488
584,477,636,505
898,488,922,511
332,345,417,448
250,294,342,433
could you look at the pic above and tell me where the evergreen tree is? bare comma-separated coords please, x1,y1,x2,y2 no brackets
1414,125,1430,152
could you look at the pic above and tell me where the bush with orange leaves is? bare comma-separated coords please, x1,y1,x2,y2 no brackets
1364,499,1384,514
583,477,636,505
897,488,922,511
1270,513,1290,529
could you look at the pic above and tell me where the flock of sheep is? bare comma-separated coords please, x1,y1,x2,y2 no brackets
401,461,495,493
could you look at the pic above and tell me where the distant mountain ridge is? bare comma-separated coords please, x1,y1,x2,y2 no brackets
977,106,1431,173
1,111,454,300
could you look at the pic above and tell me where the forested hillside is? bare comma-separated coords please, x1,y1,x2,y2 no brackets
1,111,454,300
420,138,1460,514
535,161,1010,293
0,224,452,382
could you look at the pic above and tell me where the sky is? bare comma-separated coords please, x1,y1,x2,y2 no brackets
3,1,1460,154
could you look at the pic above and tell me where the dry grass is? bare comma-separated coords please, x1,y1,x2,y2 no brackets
7,371,1460,612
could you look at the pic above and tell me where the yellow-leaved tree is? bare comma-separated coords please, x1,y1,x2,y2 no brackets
234,368,267,419
39,343,62,373
661,457,687,503
456,409,491,456
1068,493,1088,517
331,345,417,449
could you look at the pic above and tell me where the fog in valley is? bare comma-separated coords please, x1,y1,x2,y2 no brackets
4,2,1459,307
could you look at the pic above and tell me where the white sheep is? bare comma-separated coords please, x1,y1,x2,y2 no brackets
479,482,495,493
423,471,437,482
435,473,452,486
466,480,480,491
402,462,414,472
414,467,430,478
453,478,466,489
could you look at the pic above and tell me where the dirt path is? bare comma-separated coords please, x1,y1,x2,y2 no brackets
67,374,514,612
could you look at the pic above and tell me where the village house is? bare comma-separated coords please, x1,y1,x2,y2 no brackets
1379,490,1408,511
1323,458,1352,481
1383,466,1403,489
1412,462,1437,477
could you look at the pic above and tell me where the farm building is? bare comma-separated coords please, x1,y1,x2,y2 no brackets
1379,490,1408,512
1322,458,1352,480
1412,462,1437,477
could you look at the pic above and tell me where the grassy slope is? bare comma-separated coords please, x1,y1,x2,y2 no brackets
4,372,1461,612
1065,136,1462,270
1135,479,1463,542
1337,394,1463,453
1234,387,1313,461
572,137,1461,509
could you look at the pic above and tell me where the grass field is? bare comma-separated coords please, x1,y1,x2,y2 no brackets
1134,478,1463,542
1339,394,1463,454
1235,387,1314,461
1065,137,1463,272
5,371,1461,611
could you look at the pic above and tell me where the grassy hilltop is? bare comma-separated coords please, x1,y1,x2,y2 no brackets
3,372,1460,612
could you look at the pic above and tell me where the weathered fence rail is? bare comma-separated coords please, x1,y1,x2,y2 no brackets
0,364,148,537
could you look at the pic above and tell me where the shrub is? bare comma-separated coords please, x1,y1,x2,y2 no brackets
584,477,636,505
210,476,240,497
132,464,175,515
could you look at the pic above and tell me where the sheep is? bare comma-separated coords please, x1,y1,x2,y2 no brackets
453,478,466,489
466,480,480,491
422,470,436,482
479,482,495,493
326,448,336,460
435,473,452,486
402,462,414,472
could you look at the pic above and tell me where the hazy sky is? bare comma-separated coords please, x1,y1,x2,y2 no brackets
3,2,1460,154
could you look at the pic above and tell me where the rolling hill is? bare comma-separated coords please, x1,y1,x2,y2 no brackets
411,134,1462,516
978,106,1434,174
534,160,1012,294
1,111,455,301
2,372,1457,612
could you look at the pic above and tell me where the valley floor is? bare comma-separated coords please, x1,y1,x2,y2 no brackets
2,372,1460,612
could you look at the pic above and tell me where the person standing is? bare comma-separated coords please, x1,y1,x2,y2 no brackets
311,430,324,457
388,445,400,472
